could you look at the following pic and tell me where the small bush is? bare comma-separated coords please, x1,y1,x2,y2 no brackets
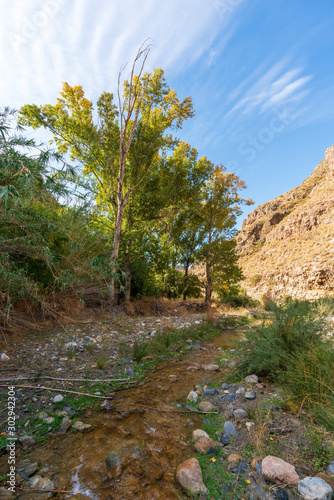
132,340,149,363
233,299,325,380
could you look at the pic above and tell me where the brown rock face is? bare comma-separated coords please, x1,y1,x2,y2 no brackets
236,145,334,301
194,437,217,454
262,456,300,485
175,458,209,495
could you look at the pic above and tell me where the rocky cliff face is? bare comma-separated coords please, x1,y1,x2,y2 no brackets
236,146,334,301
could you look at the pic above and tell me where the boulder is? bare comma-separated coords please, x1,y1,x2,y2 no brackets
175,458,209,495
262,456,300,485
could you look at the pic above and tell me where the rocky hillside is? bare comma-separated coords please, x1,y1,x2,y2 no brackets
236,145,334,301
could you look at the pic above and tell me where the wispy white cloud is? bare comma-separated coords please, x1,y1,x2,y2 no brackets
0,0,245,108
225,61,312,118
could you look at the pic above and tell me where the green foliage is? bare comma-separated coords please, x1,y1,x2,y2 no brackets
0,108,113,328
219,287,258,308
233,298,334,430
165,268,202,299
285,345,334,430
132,340,149,363
233,299,325,380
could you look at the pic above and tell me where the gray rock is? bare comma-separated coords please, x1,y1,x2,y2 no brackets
52,394,64,403
224,395,236,403
58,416,72,434
224,421,237,436
125,367,135,376
106,453,122,479
19,435,36,447
246,391,257,400
298,477,333,500
221,433,231,445
327,461,334,475
221,383,230,390
16,460,38,478
249,485,274,500
203,388,217,396
26,476,55,498
228,386,237,395
0,486,14,498
233,409,247,420
245,374,259,384
275,489,290,500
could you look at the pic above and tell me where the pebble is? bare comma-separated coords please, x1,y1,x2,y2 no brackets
0,353,10,361
245,374,259,384
18,435,36,447
16,460,38,478
202,364,220,372
298,477,334,500
233,409,247,420
53,394,64,403
221,433,231,445
26,475,55,496
72,421,92,432
187,391,199,403
326,461,334,475
193,429,210,442
106,453,122,479
198,401,215,412
194,437,217,454
246,391,257,400
224,421,237,436
58,416,72,434
275,489,290,500
221,383,230,390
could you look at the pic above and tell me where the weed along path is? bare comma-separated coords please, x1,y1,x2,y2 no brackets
0,313,245,499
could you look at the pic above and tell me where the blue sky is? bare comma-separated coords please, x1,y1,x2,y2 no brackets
1,0,334,226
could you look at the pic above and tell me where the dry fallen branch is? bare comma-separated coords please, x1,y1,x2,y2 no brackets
0,384,114,399
0,376,135,383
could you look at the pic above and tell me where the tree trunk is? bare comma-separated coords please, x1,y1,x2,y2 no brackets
183,261,189,301
124,251,131,302
109,199,125,305
124,217,133,303
205,259,212,303
205,229,212,303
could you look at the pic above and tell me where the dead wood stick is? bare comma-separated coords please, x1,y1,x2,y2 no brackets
0,376,136,383
18,486,80,494
0,384,114,399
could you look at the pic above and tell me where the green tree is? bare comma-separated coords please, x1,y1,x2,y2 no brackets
19,44,194,304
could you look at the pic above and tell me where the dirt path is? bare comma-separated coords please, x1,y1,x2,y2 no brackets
1,325,243,499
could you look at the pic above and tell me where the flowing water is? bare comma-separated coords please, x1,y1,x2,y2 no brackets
12,328,242,499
